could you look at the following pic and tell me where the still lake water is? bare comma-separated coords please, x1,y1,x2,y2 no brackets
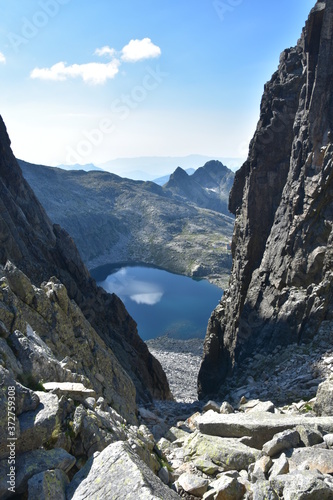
94,265,222,341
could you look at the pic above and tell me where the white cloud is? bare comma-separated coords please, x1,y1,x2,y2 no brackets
30,38,161,85
30,60,121,85
95,46,117,58
0,52,6,64
121,38,161,63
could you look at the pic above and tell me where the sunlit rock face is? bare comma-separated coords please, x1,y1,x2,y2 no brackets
0,114,172,405
198,1,333,399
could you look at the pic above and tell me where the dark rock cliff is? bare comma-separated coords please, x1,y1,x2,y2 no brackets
0,115,172,404
198,0,333,398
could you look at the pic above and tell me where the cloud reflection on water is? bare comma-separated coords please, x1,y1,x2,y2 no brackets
101,268,164,305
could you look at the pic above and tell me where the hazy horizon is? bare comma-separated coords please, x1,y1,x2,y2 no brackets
0,1,314,175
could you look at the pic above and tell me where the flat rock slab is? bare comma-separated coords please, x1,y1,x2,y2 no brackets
183,433,262,471
43,382,96,402
67,441,180,499
196,410,333,449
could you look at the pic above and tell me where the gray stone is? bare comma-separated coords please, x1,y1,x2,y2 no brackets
0,337,22,375
0,448,75,499
239,399,275,413
220,401,234,414
183,432,262,471
28,469,69,500
251,455,273,481
269,453,289,479
262,429,300,457
83,397,96,410
71,404,126,458
0,320,9,338
296,424,323,447
67,441,180,499
43,382,96,402
247,401,275,413
195,411,333,449
17,392,60,453
287,447,333,474
158,466,169,485
165,426,190,443
192,457,220,475
314,378,333,416
251,481,279,500
323,433,333,447
203,400,221,413
178,473,209,497
272,470,333,500
210,475,246,500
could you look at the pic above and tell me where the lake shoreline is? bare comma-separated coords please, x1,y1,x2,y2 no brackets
95,264,222,341
90,261,227,289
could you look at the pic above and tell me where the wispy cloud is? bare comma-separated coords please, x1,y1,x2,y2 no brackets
0,52,6,64
121,38,161,63
30,60,120,85
30,38,161,85
94,46,117,58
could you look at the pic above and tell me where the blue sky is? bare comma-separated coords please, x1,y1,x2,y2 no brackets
0,0,315,170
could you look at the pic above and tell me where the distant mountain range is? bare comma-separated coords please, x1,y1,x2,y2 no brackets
19,159,235,287
53,155,243,181
96,154,243,180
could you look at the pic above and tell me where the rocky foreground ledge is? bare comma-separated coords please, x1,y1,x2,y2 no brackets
1,261,333,498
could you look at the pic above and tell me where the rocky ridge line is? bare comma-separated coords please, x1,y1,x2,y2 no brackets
198,0,333,399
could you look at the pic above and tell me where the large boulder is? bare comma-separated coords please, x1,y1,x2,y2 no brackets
28,469,69,500
67,441,180,499
314,377,333,416
0,448,75,499
182,432,262,471
271,470,333,500
17,392,60,454
287,448,333,475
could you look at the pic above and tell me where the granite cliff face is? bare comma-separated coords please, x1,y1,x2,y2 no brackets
0,115,171,405
198,1,333,398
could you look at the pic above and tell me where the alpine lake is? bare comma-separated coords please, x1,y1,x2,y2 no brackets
91,264,223,341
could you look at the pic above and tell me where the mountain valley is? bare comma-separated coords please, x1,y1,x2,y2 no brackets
19,159,235,288
1,1,333,498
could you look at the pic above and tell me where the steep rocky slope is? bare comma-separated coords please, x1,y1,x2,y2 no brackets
19,159,234,287
198,0,333,398
0,115,171,405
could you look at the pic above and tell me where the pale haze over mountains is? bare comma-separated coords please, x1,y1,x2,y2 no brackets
0,1,314,168
55,154,243,181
